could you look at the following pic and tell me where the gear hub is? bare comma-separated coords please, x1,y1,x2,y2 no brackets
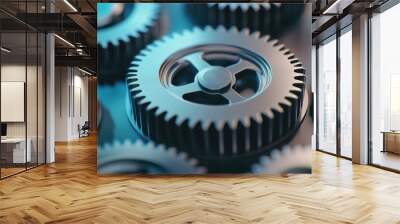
126,26,306,159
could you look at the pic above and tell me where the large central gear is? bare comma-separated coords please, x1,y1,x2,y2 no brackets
127,26,306,158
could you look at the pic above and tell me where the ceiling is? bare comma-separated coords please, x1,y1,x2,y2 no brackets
0,0,392,74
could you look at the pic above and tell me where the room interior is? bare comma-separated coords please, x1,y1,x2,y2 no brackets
0,0,400,222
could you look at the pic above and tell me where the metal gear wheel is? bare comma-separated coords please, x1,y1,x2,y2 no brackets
98,3,163,84
98,140,206,174
252,145,311,174
187,3,303,36
127,26,306,159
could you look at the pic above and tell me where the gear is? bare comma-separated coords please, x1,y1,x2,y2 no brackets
98,140,206,174
97,3,163,84
252,145,311,174
126,26,306,159
187,3,303,36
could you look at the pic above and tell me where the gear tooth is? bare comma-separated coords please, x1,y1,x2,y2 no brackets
288,91,299,100
229,26,239,33
228,119,238,129
293,62,303,68
251,31,261,38
271,150,280,160
175,116,187,126
253,113,263,123
276,44,286,51
193,26,203,33
241,28,250,35
196,167,207,174
169,147,177,155
268,39,279,46
179,152,188,160
216,121,225,130
291,84,304,93
260,156,270,165
282,146,291,155
240,117,251,128
282,48,291,55
161,34,174,43
205,25,214,32
188,158,198,166
282,98,293,107
264,109,274,119
201,120,212,130
294,67,306,75
188,119,199,129
182,29,193,36
261,35,270,42
171,32,182,39
216,25,226,32
275,103,285,113
135,140,144,149
287,53,296,59
164,113,176,122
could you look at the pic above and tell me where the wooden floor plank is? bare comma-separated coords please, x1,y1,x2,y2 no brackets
0,135,400,223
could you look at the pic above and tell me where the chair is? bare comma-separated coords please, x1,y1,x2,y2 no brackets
78,121,90,138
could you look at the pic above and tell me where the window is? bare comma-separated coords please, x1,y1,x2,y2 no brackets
317,36,337,154
0,1,47,179
370,3,400,171
339,28,352,158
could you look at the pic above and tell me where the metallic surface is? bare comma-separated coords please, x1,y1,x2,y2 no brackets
187,3,303,36
98,140,206,174
127,26,306,160
97,3,163,84
252,145,312,174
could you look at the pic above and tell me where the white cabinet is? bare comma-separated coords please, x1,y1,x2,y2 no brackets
1,138,32,163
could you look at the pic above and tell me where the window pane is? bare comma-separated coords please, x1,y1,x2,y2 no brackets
318,37,337,154
340,29,352,158
1,30,28,177
371,4,400,171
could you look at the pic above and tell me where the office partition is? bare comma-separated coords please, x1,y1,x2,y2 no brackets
0,0,47,179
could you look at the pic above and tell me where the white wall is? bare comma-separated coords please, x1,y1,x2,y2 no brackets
1,64,39,137
54,67,89,141
1,63,46,164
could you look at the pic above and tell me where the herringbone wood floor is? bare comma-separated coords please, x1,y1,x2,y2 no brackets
1,135,400,224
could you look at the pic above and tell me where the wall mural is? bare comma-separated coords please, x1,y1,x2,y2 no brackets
97,3,312,174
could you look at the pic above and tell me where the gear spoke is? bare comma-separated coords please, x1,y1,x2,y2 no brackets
227,59,258,75
170,82,201,97
222,88,245,103
184,52,210,71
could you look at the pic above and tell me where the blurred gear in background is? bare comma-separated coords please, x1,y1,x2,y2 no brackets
98,140,206,174
127,26,306,172
187,3,303,37
252,145,311,174
97,3,164,84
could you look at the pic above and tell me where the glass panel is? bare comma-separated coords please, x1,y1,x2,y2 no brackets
38,32,45,165
1,30,28,177
26,0,39,169
340,29,352,158
371,4,400,171
317,37,337,154
27,30,38,169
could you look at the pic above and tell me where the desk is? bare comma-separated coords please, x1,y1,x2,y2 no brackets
382,131,400,154
1,138,31,163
